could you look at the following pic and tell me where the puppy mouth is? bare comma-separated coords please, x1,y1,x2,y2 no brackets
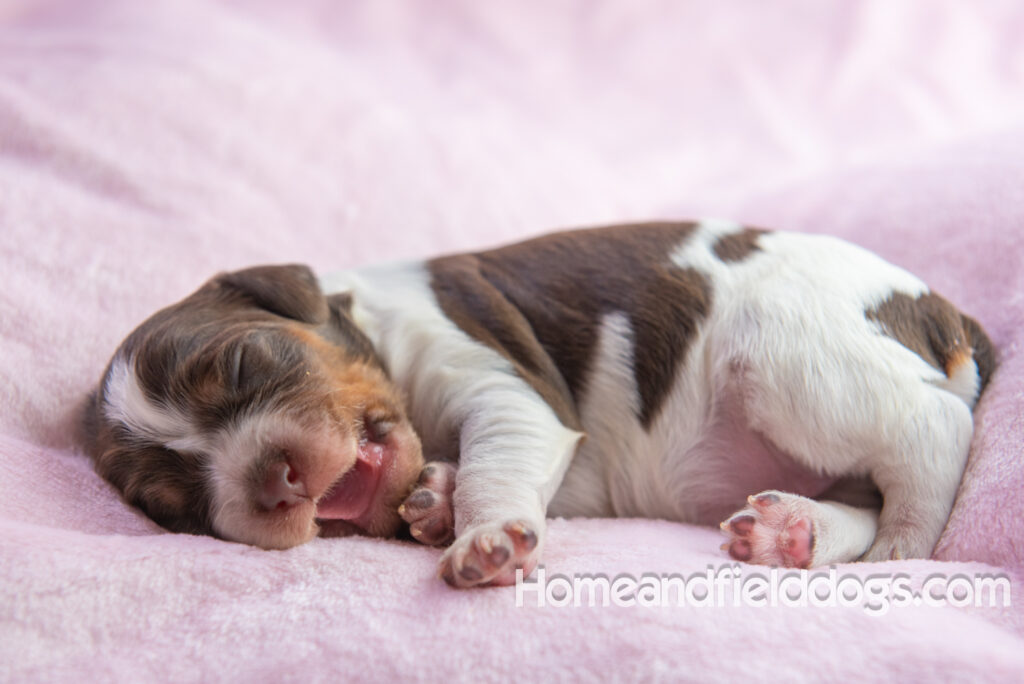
314,440,392,528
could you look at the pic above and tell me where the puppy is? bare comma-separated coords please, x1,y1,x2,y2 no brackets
82,221,995,587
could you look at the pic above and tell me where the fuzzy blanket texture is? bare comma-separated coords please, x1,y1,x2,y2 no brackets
2,1,1024,682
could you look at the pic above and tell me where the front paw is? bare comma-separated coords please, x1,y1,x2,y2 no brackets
438,520,541,588
399,461,456,546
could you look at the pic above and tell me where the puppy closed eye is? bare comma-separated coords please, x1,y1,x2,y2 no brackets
224,336,282,393
362,411,397,443
228,343,249,391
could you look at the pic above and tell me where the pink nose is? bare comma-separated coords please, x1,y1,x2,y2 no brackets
258,460,308,511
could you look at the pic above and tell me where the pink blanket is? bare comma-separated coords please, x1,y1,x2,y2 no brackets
3,1,1023,680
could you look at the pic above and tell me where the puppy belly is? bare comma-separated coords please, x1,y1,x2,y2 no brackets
667,411,838,527
551,388,837,527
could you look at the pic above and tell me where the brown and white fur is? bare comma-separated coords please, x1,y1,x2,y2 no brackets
83,221,995,588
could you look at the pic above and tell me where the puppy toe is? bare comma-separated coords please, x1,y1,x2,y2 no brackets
416,461,457,492
720,492,817,568
400,462,456,546
439,520,541,588
400,488,437,515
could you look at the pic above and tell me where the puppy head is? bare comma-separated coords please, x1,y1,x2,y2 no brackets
83,264,424,549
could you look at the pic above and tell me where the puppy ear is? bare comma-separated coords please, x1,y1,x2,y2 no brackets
326,291,354,314
216,264,329,324
321,291,382,365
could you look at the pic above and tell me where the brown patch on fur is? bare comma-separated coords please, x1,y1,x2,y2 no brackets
423,254,582,431
429,222,711,429
943,348,974,377
83,390,214,535
713,228,769,262
961,314,996,392
866,292,996,393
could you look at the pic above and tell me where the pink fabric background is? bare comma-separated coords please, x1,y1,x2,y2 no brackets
2,1,1023,680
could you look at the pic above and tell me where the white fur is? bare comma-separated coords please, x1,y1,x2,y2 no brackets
321,264,584,543
938,352,982,408
204,411,316,543
326,221,983,569
103,354,205,454
547,311,640,519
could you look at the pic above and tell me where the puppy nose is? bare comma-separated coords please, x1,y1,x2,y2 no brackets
258,461,308,511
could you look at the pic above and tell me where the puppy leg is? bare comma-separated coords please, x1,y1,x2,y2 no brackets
732,388,974,566
399,462,457,546
438,387,584,588
729,326,976,565
862,391,973,561
721,491,879,567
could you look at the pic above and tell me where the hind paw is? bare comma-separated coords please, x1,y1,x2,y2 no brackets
720,491,816,568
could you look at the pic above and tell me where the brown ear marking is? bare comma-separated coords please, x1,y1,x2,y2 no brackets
215,264,329,324
212,267,382,368
321,292,383,369
85,410,214,536
327,291,354,313
866,292,997,393
429,222,710,429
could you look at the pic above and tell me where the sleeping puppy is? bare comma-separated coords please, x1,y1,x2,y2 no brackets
82,221,995,588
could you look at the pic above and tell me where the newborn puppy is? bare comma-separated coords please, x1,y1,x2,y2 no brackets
82,221,995,587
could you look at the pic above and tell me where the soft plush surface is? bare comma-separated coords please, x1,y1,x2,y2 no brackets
2,1,1023,681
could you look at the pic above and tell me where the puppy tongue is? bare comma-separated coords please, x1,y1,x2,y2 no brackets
315,444,384,521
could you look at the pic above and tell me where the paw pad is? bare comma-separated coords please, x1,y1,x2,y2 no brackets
399,461,456,546
720,491,816,568
439,520,540,588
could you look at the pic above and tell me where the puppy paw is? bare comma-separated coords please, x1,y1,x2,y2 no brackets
399,461,456,546
438,520,541,588
859,526,932,562
720,491,816,568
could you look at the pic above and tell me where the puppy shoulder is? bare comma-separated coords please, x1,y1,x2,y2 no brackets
427,253,581,430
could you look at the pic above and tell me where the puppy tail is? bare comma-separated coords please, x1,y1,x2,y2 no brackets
961,313,997,396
